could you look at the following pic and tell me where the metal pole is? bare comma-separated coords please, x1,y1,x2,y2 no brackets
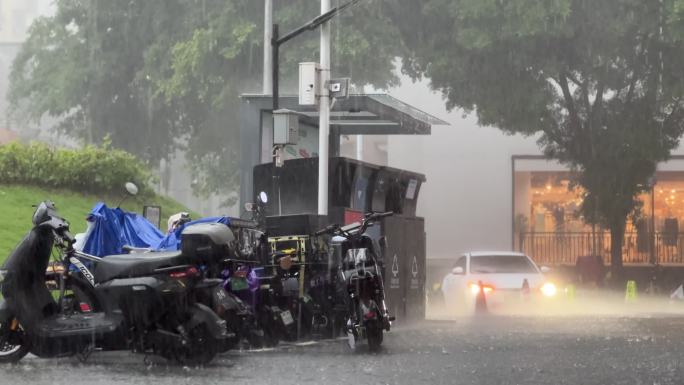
263,0,273,94
272,24,279,111
651,183,656,264
356,135,363,161
318,0,331,216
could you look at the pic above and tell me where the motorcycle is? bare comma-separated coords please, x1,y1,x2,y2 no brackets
162,205,280,348
0,201,228,364
314,211,395,352
238,192,300,343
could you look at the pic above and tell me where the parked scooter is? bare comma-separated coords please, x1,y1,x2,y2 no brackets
238,192,299,343
161,207,278,348
0,201,227,364
314,211,395,352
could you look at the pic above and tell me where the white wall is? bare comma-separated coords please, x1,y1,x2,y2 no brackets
384,74,684,261
385,76,542,260
0,0,53,44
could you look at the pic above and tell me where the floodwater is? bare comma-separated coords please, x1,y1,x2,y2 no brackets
4,296,684,385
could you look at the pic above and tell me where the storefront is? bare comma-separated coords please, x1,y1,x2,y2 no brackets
513,156,684,265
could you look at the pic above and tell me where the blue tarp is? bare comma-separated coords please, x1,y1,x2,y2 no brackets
82,202,231,256
82,203,165,257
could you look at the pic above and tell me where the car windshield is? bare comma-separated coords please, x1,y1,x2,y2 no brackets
469,255,538,274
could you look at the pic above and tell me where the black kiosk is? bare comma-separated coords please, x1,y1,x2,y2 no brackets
240,93,447,323
253,157,427,322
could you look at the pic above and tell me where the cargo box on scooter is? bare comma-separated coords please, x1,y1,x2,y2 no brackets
181,223,235,263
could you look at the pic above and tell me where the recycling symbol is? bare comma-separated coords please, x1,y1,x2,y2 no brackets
391,254,399,277
411,256,418,278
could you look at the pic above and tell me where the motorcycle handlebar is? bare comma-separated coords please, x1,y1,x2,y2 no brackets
371,211,394,219
59,229,76,245
314,224,338,236
314,211,393,236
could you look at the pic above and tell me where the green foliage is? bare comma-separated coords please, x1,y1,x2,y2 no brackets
9,0,404,204
0,140,154,196
0,184,196,266
392,0,684,269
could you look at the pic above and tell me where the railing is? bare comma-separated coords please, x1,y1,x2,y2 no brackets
519,231,684,266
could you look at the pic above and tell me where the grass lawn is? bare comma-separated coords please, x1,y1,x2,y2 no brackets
0,184,196,265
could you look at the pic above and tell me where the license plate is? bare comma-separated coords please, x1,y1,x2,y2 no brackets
230,277,248,291
280,310,294,326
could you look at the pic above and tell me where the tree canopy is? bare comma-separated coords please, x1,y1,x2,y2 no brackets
391,0,684,272
8,0,403,206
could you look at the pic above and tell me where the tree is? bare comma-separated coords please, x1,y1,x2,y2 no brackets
9,0,404,207
9,0,190,163
390,0,684,279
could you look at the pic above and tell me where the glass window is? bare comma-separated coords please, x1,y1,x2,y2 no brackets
469,255,537,274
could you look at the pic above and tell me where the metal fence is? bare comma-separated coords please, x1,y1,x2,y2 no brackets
519,231,684,266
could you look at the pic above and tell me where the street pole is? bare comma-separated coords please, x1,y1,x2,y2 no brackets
263,0,273,94
268,0,359,213
651,183,656,265
356,135,363,161
318,0,331,216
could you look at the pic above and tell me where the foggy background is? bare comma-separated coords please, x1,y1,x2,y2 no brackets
7,0,684,265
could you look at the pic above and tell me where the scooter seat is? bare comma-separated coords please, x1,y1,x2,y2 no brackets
93,251,189,283
35,312,122,338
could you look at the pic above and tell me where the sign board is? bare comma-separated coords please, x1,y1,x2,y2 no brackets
143,205,162,229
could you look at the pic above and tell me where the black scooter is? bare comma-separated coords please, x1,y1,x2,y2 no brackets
315,211,395,352
0,201,227,364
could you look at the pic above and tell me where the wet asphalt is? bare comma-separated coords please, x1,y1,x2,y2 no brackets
2,312,684,385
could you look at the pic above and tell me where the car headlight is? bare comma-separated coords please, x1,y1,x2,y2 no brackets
541,282,557,297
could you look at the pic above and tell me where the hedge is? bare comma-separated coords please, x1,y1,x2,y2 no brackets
0,141,153,196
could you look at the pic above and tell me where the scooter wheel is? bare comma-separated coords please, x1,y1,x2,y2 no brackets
0,319,30,363
174,324,218,366
367,323,383,353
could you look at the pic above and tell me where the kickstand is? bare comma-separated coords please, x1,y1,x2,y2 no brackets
77,345,94,363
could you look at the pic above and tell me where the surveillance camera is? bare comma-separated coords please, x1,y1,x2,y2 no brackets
330,83,341,92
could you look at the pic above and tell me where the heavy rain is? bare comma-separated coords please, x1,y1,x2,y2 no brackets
2,1,684,384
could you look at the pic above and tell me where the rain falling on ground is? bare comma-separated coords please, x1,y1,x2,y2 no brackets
4,296,684,385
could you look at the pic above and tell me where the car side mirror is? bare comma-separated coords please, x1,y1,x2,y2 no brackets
540,266,551,274
452,266,464,275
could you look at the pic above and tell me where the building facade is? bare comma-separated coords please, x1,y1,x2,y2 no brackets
384,75,684,267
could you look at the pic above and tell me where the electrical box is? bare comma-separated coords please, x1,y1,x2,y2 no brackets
299,62,320,106
273,109,299,145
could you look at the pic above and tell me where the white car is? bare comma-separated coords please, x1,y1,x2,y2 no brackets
441,251,557,314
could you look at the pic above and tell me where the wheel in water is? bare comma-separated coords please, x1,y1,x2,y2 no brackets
366,322,383,352
0,319,30,363
174,325,218,366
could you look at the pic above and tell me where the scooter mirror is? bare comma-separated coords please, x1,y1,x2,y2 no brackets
258,191,268,204
125,182,139,196
244,202,256,212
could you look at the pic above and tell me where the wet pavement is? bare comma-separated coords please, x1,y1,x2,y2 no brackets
2,313,684,385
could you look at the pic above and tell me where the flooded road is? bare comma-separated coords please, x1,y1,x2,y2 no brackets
2,314,684,385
